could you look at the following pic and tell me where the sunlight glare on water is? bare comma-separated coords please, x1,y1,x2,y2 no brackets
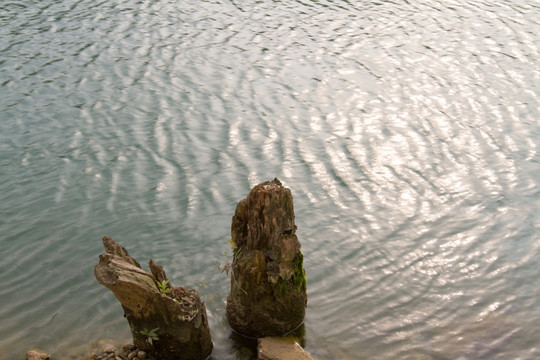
0,0,539,359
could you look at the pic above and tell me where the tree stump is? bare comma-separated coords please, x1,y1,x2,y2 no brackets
226,178,307,337
94,236,213,360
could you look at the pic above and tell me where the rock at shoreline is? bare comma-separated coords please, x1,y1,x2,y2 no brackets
25,349,50,360
258,337,316,360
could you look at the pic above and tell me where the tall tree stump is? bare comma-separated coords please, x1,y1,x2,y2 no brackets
94,236,213,360
226,178,307,337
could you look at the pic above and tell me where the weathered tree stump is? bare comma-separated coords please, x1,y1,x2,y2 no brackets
94,236,212,360
226,178,307,337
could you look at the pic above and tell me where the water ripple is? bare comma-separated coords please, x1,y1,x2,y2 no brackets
1,0,539,359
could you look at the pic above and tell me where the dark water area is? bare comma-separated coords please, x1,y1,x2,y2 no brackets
1,0,539,359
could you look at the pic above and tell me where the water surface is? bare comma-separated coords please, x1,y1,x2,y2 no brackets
1,0,539,359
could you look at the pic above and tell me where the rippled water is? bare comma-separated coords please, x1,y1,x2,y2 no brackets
1,0,539,359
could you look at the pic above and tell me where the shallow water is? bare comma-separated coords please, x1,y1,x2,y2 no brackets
1,0,539,359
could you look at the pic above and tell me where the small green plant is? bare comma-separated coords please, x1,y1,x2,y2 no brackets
139,327,159,345
213,236,238,277
157,279,171,295
173,298,185,305
228,238,245,259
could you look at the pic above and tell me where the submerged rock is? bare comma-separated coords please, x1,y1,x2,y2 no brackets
226,178,307,337
25,349,50,360
82,353,101,360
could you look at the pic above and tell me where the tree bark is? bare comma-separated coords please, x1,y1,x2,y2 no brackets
94,236,212,360
226,178,307,337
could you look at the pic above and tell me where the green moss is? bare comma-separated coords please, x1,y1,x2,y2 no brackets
292,252,306,291
274,278,288,297
272,252,306,298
